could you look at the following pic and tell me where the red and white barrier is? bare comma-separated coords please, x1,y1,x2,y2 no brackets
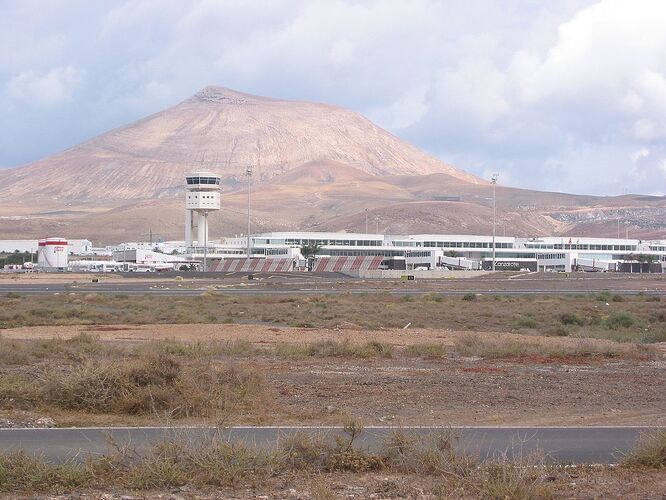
312,255,383,273
209,258,294,273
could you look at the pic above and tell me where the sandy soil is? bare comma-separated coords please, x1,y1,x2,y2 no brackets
0,322,645,351
2,324,664,427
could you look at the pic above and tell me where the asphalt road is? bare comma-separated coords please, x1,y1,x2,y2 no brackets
0,426,656,465
0,279,664,296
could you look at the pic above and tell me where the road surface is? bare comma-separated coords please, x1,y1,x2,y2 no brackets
0,276,664,297
0,426,656,464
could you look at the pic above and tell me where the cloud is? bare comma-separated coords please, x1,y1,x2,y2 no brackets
0,0,664,196
6,66,85,108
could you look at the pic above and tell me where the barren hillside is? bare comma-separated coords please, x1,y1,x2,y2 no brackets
0,86,663,243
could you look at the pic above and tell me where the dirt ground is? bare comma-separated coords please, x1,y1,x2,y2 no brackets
2,324,664,427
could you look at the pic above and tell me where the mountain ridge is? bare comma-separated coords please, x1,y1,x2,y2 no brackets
0,86,663,243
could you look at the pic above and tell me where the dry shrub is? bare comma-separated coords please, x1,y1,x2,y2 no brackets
476,454,553,500
621,430,666,468
0,451,91,492
382,430,475,476
405,343,448,359
280,420,382,474
454,334,653,360
454,334,529,358
0,374,40,409
0,430,555,495
279,432,332,471
0,333,107,365
42,355,262,417
44,361,134,412
275,339,393,359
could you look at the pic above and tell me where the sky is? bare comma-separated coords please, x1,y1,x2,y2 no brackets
1,0,665,196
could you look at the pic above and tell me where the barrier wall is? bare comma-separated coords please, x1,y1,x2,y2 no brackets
209,258,294,272
312,256,383,273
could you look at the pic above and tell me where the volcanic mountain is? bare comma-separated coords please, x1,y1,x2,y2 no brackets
0,86,663,243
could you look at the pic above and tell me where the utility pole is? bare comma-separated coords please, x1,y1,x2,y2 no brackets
365,209,368,234
246,166,253,258
491,173,499,272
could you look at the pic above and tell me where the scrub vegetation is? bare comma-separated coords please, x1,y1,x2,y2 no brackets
0,425,663,497
1,291,664,345
0,426,559,497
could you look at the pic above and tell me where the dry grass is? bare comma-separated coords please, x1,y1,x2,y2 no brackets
0,336,265,421
1,292,663,345
621,430,666,469
275,339,394,359
453,333,656,360
0,427,560,496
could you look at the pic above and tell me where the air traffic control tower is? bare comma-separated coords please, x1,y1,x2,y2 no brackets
185,172,221,248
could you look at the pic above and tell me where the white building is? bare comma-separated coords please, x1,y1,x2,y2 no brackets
186,231,666,273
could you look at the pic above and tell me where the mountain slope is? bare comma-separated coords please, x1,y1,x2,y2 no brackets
0,86,482,202
0,86,663,243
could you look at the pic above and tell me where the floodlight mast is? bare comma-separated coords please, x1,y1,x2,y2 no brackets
491,173,499,272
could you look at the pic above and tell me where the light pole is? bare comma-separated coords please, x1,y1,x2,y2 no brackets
365,209,368,234
491,173,499,272
246,166,253,258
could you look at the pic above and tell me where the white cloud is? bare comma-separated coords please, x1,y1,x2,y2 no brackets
0,0,664,196
6,66,84,108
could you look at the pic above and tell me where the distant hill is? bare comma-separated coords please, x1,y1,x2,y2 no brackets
0,86,663,243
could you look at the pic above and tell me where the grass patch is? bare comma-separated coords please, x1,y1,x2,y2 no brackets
0,427,556,496
453,334,654,360
0,293,660,339
405,343,448,359
559,312,585,326
605,311,636,329
274,339,393,359
621,429,666,468
0,340,264,419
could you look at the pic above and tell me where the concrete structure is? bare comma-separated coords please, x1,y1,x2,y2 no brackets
190,232,666,273
111,248,188,266
37,238,68,270
185,172,221,249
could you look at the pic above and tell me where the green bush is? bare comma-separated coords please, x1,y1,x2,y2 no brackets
640,329,666,344
513,316,538,329
605,311,636,329
559,313,584,326
462,293,477,301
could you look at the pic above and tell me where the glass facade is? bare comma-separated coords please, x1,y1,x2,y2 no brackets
186,176,221,185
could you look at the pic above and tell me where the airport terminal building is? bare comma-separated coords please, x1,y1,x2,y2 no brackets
189,232,666,273
3,231,664,273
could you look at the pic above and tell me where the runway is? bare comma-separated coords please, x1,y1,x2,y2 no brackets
0,275,664,297
0,426,654,464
